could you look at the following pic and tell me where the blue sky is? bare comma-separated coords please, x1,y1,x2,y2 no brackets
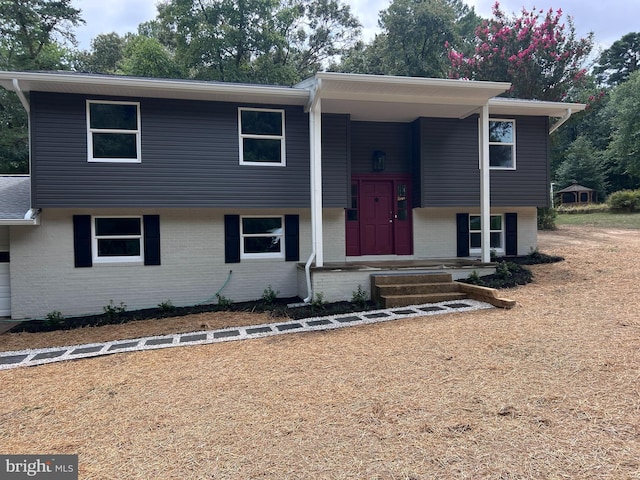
72,0,638,56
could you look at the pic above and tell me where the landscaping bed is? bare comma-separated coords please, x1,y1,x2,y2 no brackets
9,250,563,335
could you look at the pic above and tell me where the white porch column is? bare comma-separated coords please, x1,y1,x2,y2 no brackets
480,103,491,263
309,93,324,266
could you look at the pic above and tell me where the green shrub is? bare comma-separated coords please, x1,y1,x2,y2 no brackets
607,189,640,212
466,270,482,285
311,292,326,313
537,207,557,230
44,310,65,329
261,285,279,305
103,300,127,321
494,262,513,279
351,284,368,309
158,299,176,314
215,293,233,309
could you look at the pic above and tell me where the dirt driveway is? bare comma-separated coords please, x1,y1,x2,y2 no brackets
1,225,639,479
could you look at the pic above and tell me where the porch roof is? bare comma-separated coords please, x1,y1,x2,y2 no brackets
298,72,512,121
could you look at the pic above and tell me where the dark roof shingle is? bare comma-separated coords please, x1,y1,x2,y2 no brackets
0,176,30,220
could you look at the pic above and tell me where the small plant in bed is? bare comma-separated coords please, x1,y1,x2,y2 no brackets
9,295,377,334
460,249,563,289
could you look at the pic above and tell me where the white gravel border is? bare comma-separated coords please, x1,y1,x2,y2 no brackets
0,300,493,370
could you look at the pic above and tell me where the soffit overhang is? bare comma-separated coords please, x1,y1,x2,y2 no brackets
0,71,309,106
299,72,512,121
488,97,586,117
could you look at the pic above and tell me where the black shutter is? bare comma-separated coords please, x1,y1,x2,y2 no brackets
284,215,299,262
456,213,470,257
143,215,161,265
505,213,518,256
224,215,241,263
73,215,92,268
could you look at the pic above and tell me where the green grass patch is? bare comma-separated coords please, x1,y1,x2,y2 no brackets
556,211,640,229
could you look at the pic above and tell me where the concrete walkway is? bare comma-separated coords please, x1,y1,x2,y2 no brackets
0,299,493,370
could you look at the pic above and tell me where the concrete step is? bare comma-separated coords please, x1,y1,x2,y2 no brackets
382,292,469,308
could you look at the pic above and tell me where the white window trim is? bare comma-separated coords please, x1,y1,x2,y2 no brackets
469,213,504,255
91,216,144,264
240,215,285,260
87,100,142,163
238,107,286,166
484,118,516,170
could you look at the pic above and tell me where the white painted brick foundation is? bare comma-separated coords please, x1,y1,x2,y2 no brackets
8,206,539,318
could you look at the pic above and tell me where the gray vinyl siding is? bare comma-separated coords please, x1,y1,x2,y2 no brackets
491,116,550,207
30,92,311,208
351,122,411,174
418,116,480,207
417,115,550,207
321,114,350,208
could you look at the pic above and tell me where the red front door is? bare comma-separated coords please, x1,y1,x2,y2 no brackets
346,176,413,256
361,180,394,255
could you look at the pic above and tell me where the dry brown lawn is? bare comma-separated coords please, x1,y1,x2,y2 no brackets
1,225,639,479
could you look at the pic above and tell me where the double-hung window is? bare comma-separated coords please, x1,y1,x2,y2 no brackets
489,119,515,169
92,217,143,263
87,100,141,163
469,214,504,253
240,216,284,259
239,108,286,166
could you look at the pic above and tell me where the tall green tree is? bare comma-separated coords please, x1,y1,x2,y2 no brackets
119,36,182,78
74,32,126,74
604,70,640,184
448,3,593,101
338,0,480,78
151,0,360,84
0,0,83,70
555,136,609,199
593,32,640,87
0,0,83,173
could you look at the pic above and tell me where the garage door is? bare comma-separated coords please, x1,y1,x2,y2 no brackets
0,260,9,317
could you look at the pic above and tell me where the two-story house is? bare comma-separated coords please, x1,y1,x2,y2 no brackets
0,71,584,320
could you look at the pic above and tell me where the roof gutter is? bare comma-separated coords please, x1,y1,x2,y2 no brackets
0,210,40,226
549,107,572,134
12,78,30,113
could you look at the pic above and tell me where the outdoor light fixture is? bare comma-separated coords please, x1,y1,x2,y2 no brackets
372,150,386,172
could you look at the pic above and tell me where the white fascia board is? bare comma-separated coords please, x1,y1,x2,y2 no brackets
489,97,586,117
313,72,511,91
0,71,309,105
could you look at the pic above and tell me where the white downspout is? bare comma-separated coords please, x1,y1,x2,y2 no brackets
12,79,30,113
304,79,323,302
480,103,491,263
13,79,36,223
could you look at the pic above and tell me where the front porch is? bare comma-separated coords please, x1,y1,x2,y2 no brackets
297,258,497,304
